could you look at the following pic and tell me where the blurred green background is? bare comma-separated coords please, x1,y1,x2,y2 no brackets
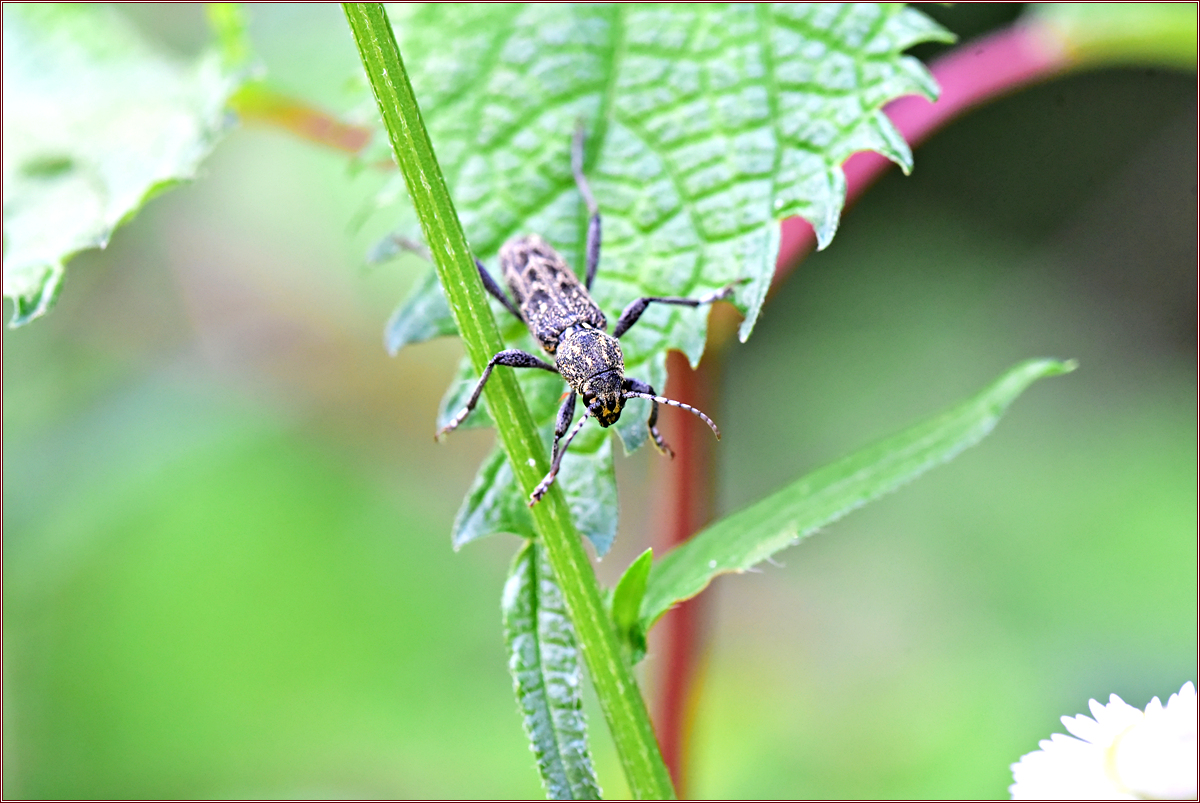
3,4,1195,799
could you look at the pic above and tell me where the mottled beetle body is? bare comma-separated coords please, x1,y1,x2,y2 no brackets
501,235,608,353
439,129,740,504
501,234,629,426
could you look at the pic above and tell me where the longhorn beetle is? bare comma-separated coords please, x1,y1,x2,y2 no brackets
439,127,741,505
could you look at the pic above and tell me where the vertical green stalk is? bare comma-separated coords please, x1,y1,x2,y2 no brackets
342,5,675,799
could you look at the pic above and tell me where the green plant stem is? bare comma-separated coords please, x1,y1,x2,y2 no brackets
342,5,675,799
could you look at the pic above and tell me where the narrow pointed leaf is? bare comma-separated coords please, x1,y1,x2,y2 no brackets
640,358,1077,631
503,541,602,801
610,548,653,664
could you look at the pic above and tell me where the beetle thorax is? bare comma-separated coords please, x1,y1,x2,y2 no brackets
555,326,626,426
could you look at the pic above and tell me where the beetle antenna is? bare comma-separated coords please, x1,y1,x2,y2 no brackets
529,409,591,505
623,391,721,440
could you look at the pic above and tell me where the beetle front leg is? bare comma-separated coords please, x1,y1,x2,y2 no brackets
551,391,578,466
622,377,674,458
530,409,591,505
437,349,558,438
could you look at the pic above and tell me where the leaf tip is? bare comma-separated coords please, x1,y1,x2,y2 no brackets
4,261,65,328
1025,357,1079,379
813,215,840,252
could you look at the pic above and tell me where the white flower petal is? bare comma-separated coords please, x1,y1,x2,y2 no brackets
1117,683,1198,799
1010,682,1197,800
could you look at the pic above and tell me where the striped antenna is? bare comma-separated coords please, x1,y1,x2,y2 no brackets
529,409,591,506
623,391,721,440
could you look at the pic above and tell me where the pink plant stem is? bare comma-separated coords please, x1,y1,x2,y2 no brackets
650,21,1071,791
650,348,721,797
776,22,1070,278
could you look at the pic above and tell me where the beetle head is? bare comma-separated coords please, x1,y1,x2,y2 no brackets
582,370,624,427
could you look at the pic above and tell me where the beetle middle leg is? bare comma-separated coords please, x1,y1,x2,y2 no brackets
438,349,558,438
612,280,744,339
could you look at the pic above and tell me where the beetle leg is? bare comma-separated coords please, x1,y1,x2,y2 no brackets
382,238,522,322
551,391,578,466
437,349,557,438
622,377,674,457
612,279,745,339
572,124,602,291
476,259,523,320
530,409,591,505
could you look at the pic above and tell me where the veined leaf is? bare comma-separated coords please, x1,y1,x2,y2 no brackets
453,432,618,556
639,359,1077,632
503,540,602,800
2,3,249,326
379,3,953,552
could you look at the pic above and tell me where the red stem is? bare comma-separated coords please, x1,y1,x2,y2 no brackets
649,348,721,797
230,84,377,157
650,22,1070,792
776,22,1069,279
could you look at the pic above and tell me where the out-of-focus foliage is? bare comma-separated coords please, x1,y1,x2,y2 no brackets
639,359,1075,632
1034,2,1198,70
1,3,248,326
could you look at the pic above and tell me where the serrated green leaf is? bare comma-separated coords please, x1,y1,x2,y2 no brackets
453,428,618,556
503,540,602,801
639,359,1077,632
2,3,249,327
453,446,533,550
383,3,951,552
384,267,459,355
610,548,653,664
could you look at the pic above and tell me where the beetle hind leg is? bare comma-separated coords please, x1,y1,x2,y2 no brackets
476,259,523,320
572,124,602,291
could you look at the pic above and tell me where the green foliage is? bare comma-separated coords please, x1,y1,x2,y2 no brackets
503,542,602,800
3,3,1194,799
454,435,618,556
1,3,248,327
610,548,653,664
1033,2,1198,70
640,359,1077,632
344,7,675,795
379,3,952,554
